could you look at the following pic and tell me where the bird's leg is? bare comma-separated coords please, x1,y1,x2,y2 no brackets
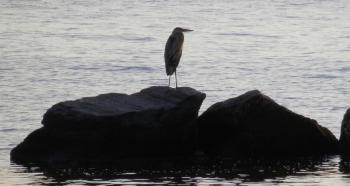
168,75,171,87
175,70,178,88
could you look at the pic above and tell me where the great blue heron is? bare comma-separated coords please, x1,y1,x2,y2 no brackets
164,27,193,88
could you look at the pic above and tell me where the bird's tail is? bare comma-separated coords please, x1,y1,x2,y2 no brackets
166,66,175,76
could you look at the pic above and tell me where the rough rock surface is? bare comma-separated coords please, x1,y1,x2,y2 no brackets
197,90,339,157
340,108,350,154
11,86,206,164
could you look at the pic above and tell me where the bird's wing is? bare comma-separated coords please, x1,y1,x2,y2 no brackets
164,34,183,67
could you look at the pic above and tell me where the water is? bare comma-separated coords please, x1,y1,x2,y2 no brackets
1,0,350,185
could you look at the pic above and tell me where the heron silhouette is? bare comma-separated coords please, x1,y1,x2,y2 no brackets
164,27,193,88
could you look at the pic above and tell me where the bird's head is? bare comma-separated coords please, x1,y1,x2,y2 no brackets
173,27,193,33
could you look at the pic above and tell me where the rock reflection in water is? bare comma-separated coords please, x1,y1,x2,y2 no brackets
10,156,346,185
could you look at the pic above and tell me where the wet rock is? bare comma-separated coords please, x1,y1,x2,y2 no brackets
198,90,339,157
340,108,350,154
11,86,206,165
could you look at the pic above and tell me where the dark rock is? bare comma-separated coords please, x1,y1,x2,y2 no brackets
340,108,350,154
197,90,339,157
11,86,206,165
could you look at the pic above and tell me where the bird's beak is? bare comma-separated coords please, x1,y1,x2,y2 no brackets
182,28,193,32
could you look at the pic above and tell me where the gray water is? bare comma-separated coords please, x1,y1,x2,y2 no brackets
1,0,350,185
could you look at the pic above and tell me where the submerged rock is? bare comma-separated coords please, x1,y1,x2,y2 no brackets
340,108,350,154
11,86,206,164
197,90,339,157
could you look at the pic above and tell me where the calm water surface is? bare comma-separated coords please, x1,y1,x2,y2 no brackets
1,0,350,185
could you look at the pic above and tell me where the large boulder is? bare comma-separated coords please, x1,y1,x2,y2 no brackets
197,90,339,157
11,86,206,164
340,108,350,154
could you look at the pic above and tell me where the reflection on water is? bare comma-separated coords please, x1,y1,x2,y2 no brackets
4,155,350,185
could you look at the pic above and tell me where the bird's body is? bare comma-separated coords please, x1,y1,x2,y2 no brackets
164,27,192,88
164,31,184,76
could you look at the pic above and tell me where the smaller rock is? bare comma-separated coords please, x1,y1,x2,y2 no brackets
197,90,339,157
340,108,350,154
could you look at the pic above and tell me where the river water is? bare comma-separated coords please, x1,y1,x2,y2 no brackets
1,0,350,185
